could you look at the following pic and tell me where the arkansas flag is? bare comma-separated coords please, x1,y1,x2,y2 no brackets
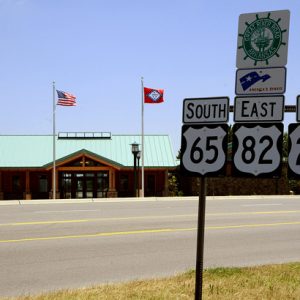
144,87,164,104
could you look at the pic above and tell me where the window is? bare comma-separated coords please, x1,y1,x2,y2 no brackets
146,174,156,196
67,159,82,166
120,174,129,191
39,175,48,193
12,176,21,192
97,172,109,197
65,158,104,167
85,159,103,166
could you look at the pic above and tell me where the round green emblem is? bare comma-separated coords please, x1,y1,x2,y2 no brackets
239,13,286,65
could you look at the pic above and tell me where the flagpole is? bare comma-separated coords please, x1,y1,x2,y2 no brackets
141,77,145,198
52,81,56,200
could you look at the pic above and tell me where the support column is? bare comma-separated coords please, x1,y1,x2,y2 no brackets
24,171,31,200
55,170,59,199
0,172,3,200
163,170,169,196
107,169,117,198
50,169,60,199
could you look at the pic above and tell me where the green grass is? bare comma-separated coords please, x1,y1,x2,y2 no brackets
3,263,300,300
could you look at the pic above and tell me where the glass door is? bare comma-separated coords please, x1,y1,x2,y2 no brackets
75,173,84,198
96,172,109,198
60,171,110,199
60,173,72,199
85,173,94,198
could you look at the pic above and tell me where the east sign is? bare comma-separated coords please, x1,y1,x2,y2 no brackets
234,95,284,122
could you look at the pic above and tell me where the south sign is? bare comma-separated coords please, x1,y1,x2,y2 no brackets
183,97,229,124
234,95,284,122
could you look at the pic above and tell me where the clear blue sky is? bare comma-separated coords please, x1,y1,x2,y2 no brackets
0,0,299,153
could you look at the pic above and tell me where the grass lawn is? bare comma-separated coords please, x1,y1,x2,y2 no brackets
3,262,300,300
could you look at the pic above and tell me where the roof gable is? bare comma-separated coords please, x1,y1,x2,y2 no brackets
44,149,123,169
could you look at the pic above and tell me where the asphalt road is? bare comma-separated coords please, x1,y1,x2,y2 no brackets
0,196,299,297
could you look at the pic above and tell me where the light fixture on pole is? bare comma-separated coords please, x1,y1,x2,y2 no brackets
136,150,141,197
131,142,140,197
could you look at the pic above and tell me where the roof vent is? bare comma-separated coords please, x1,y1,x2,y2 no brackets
58,132,111,139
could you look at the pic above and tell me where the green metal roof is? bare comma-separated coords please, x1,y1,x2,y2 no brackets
0,134,176,168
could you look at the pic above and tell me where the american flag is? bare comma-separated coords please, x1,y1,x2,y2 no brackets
56,90,77,106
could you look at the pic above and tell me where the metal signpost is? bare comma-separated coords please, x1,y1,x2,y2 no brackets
181,97,229,300
297,95,300,122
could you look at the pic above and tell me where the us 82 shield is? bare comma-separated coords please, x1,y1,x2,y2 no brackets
180,124,228,177
232,123,283,178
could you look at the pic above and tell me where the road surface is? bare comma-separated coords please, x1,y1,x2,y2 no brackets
0,196,299,297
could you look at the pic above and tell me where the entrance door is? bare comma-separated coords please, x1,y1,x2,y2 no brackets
85,173,94,198
96,172,109,197
60,172,109,199
60,173,72,199
74,173,84,198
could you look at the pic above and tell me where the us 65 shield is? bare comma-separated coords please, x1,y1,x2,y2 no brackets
232,123,283,178
180,124,228,177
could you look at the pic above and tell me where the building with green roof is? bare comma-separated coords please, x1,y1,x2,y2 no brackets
0,133,176,200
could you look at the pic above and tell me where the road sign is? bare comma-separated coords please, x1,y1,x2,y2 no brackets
235,67,286,95
182,97,229,124
232,123,283,177
234,95,284,122
297,96,300,122
288,123,300,178
180,124,228,176
236,10,290,68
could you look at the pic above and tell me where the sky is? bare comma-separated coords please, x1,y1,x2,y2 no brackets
0,0,300,154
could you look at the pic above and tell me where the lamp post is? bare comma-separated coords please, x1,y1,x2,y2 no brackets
137,151,141,197
131,142,140,197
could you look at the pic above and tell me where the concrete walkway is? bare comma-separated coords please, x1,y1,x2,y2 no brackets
1,195,300,205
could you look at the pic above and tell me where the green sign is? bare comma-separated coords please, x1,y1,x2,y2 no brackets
236,10,290,68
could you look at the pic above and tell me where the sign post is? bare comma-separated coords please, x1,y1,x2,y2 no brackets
195,176,206,300
181,97,229,300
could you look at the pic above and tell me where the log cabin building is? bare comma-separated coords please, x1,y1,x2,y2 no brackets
0,133,176,200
